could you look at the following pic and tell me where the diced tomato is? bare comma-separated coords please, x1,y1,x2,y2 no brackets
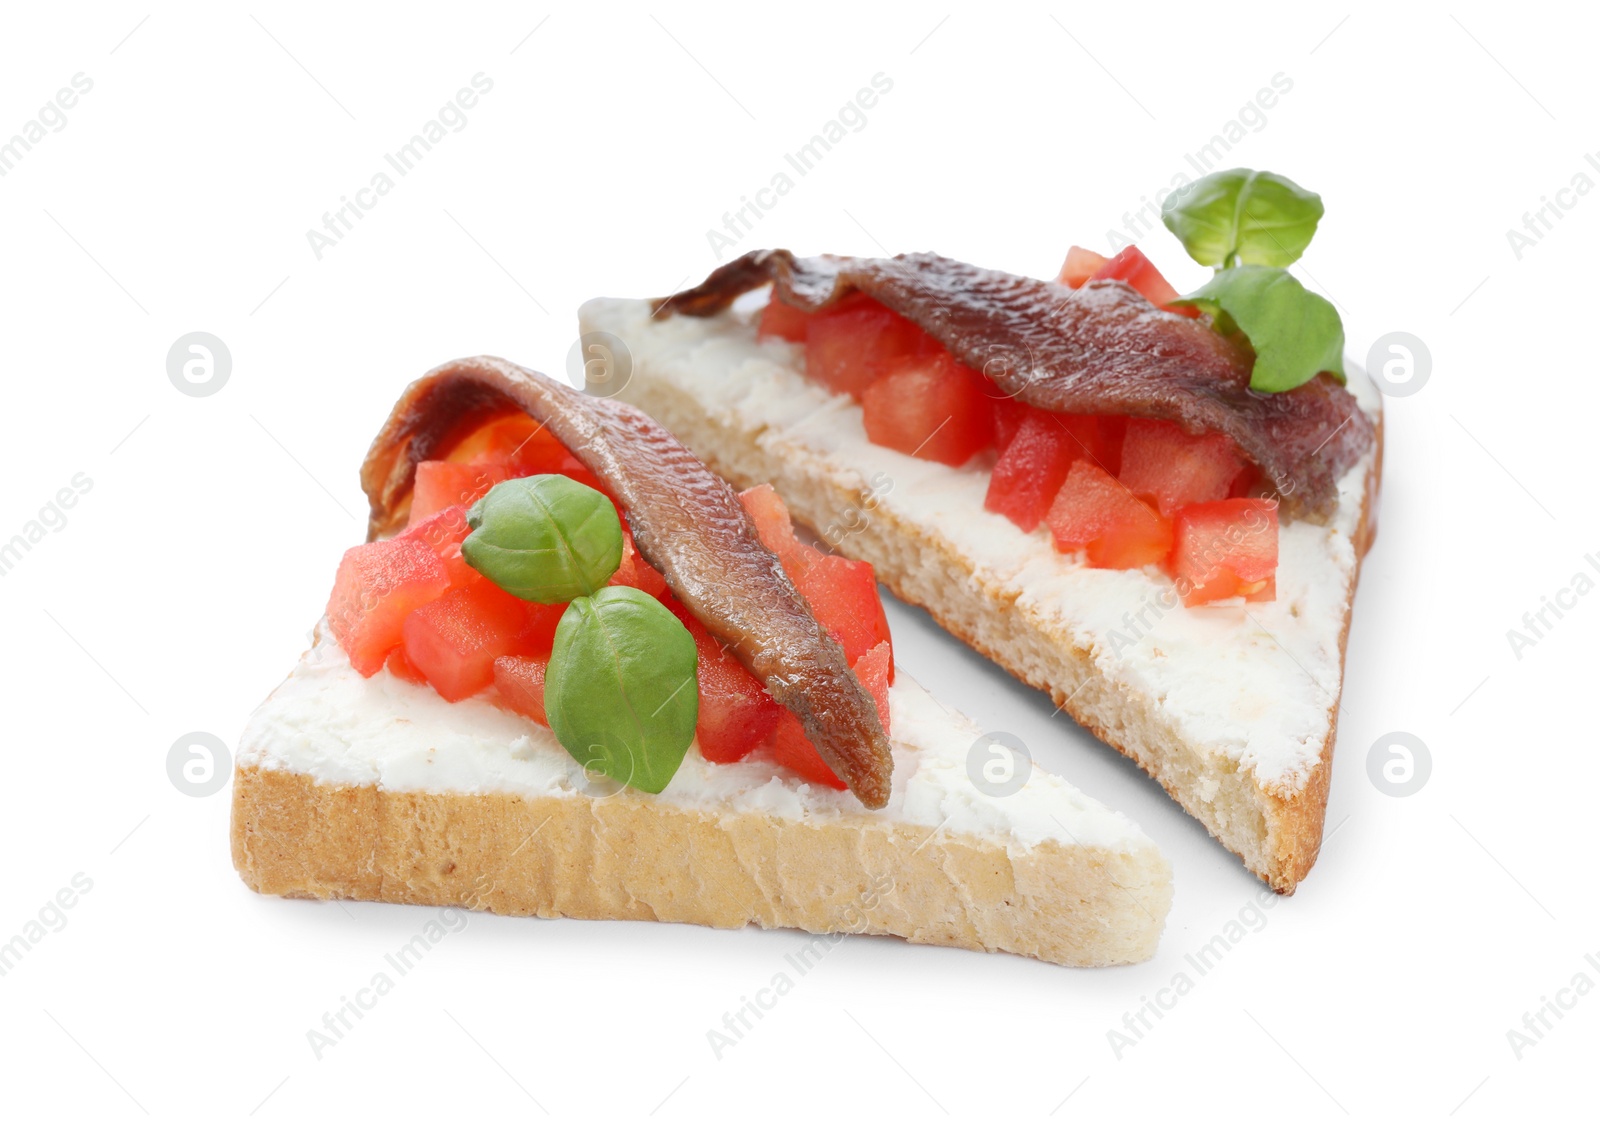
740,483,825,579
1046,461,1173,569
446,414,569,475
852,642,893,733
805,295,934,397
326,538,451,677
663,602,784,764
1118,419,1248,516
401,580,550,703
793,554,893,669
861,351,994,467
493,655,550,726
610,525,668,599
410,461,516,524
758,297,812,343
1171,499,1279,606
385,645,427,685
763,644,892,790
1087,246,1198,316
1058,245,1110,288
399,504,477,587
991,393,1030,454
985,409,1076,533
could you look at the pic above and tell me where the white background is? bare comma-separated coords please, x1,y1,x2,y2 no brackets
0,2,1592,1125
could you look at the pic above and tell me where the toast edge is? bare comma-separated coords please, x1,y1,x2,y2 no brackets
230,763,1172,967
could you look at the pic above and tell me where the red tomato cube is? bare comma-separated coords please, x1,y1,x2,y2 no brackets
762,644,892,790
805,295,933,397
410,461,516,524
326,538,451,677
446,414,567,474
664,603,784,764
493,655,550,726
793,554,893,670
1087,246,1196,315
609,525,668,599
985,409,1076,532
1058,245,1110,288
1118,419,1248,516
1171,499,1279,606
399,504,477,588
401,581,549,703
991,394,1030,454
1046,461,1173,569
385,645,428,685
758,297,812,342
861,351,995,466
739,483,825,579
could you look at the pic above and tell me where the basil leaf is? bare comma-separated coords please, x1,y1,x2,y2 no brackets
462,475,623,603
1162,169,1324,269
544,588,699,794
1172,266,1345,393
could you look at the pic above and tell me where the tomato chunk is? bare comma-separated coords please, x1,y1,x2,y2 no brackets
663,602,784,764
793,554,893,669
410,461,515,524
985,409,1075,533
861,351,994,466
446,414,568,475
1087,246,1196,315
609,525,668,599
1118,419,1249,517
401,580,550,703
385,645,427,685
1046,461,1173,569
805,295,933,397
991,393,1030,454
763,644,892,790
326,538,451,676
739,483,825,579
1171,499,1279,606
758,297,812,342
493,655,550,726
1058,245,1110,288
399,504,477,588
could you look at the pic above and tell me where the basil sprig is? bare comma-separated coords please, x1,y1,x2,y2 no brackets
465,474,699,793
1160,168,1342,394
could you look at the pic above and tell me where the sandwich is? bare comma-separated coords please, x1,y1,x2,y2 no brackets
231,356,1172,966
577,169,1381,892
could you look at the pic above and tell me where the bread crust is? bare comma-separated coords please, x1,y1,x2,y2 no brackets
609,355,1383,894
231,764,1172,967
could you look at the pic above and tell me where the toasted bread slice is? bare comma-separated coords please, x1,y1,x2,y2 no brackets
579,296,1382,892
232,627,1172,966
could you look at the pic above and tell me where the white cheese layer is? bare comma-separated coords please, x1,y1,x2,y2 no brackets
237,629,1152,852
581,296,1379,790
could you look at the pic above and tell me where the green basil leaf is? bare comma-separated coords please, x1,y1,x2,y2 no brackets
1161,169,1324,269
1171,266,1345,393
544,588,698,794
462,475,623,603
